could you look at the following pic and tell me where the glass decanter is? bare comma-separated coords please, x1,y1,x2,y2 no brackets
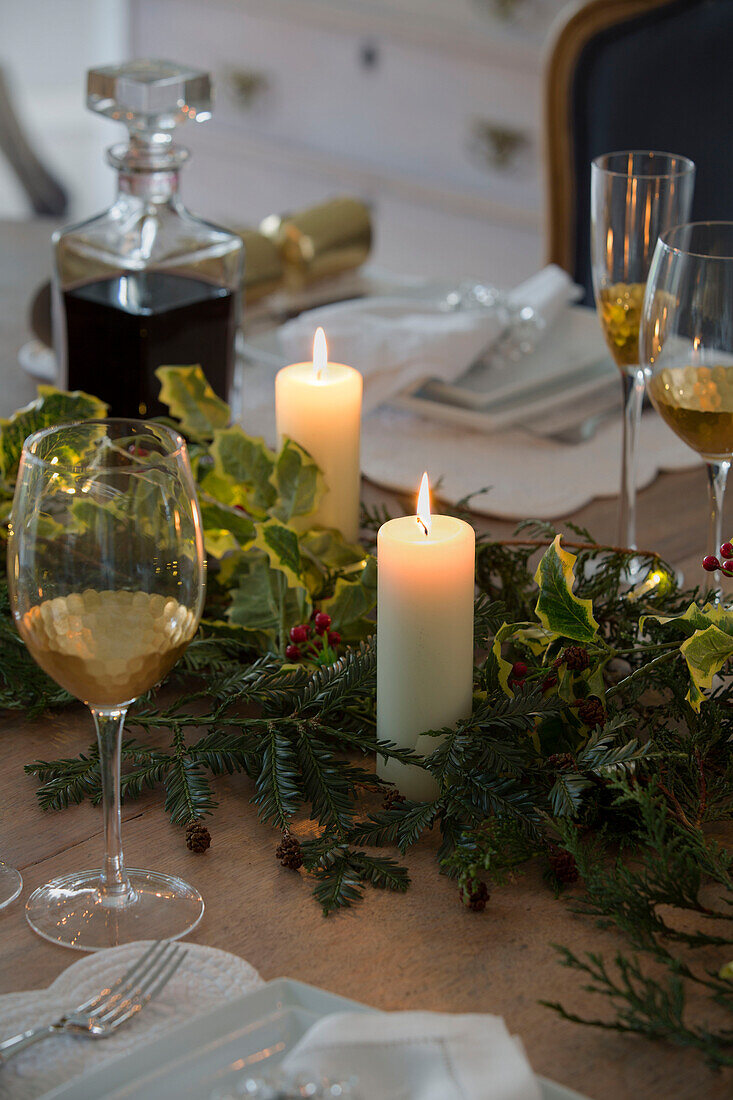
53,60,244,419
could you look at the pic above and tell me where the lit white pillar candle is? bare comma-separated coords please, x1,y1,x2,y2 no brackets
275,327,362,541
377,474,475,801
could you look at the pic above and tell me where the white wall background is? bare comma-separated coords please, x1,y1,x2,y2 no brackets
0,0,129,219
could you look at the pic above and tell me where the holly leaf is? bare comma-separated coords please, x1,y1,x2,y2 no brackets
679,624,733,711
156,366,230,441
269,438,326,523
643,601,733,637
490,622,527,696
254,520,304,588
210,426,277,516
534,535,599,643
0,387,107,481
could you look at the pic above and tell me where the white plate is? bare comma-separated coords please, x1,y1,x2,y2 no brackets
242,303,619,439
42,978,594,1100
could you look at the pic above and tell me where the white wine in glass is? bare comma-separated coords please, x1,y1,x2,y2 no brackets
8,420,206,950
591,151,695,556
642,222,733,598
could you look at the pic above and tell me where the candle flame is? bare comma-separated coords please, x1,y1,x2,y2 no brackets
416,471,431,536
313,327,328,381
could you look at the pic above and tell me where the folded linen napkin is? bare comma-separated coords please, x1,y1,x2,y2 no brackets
277,1009,543,1100
278,264,580,413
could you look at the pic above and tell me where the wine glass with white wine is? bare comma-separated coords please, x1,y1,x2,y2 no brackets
642,222,733,601
8,420,206,949
591,151,695,562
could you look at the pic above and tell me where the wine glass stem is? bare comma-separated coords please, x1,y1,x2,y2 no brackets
706,460,730,601
619,368,646,549
92,706,134,905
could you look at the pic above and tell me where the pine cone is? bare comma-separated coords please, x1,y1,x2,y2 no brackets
276,832,303,871
546,752,576,771
186,820,211,853
382,788,406,811
547,844,579,885
577,696,605,728
562,645,591,671
459,877,490,912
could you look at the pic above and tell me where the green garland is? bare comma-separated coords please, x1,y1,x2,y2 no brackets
3,371,733,1068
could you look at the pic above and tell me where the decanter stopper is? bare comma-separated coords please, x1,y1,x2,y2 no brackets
87,59,212,144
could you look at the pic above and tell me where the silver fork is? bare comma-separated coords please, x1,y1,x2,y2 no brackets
0,940,186,1066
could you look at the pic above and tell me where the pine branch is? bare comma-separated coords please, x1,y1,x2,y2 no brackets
252,723,301,827
163,728,217,824
311,853,365,915
296,727,355,833
25,745,102,810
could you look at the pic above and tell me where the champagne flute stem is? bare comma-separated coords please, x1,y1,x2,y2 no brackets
619,368,646,549
706,460,730,602
91,706,135,905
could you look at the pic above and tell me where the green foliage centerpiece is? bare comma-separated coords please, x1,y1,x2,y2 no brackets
3,369,733,1066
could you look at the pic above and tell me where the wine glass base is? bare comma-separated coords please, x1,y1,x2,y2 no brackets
25,868,204,951
0,863,22,909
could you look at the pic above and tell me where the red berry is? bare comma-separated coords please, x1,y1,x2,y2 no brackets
721,542,733,559
328,631,341,647
285,644,301,661
314,612,332,634
703,555,721,572
511,661,528,679
289,624,308,644
541,673,558,692
127,443,149,457
723,560,733,577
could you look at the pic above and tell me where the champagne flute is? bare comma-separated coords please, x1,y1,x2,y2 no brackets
642,222,733,599
8,420,206,950
591,151,695,556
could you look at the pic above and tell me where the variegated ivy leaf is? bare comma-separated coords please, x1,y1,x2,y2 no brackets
156,365,230,442
321,557,377,632
269,438,326,523
0,386,107,482
300,528,367,574
228,552,311,647
199,499,256,559
534,535,599,643
254,520,304,589
209,425,277,517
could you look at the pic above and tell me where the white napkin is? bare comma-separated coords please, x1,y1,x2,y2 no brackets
278,265,579,413
279,1009,543,1100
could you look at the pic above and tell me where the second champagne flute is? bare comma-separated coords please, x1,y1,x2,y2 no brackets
8,420,206,950
591,150,695,555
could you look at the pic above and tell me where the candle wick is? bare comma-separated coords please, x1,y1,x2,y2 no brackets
417,516,429,537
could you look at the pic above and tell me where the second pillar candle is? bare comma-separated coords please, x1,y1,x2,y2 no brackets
275,328,362,542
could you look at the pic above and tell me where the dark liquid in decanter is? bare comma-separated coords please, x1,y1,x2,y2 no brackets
63,271,236,418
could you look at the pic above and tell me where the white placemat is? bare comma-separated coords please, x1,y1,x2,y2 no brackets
235,360,699,520
0,942,262,1100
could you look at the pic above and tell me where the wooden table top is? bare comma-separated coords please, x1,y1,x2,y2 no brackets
0,220,717,1100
